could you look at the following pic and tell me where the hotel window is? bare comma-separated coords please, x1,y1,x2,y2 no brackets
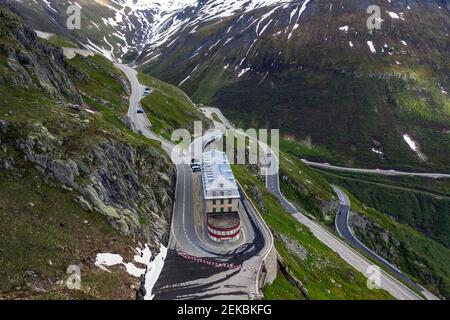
228,199,232,204
220,199,224,205
213,199,216,205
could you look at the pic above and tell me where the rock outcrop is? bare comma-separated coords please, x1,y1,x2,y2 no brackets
0,6,82,105
15,124,175,245
348,210,442,296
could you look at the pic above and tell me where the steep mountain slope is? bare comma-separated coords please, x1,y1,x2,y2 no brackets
232,164,393,300
0,5,177,298
9,0,292,62
8,0,155,61
276,153,450,298
345,190,450,299
5,0,290,61
322,171,450,247
137,0,450,171
3,0,450,300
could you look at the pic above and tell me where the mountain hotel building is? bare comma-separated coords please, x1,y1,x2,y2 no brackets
201,150,241,242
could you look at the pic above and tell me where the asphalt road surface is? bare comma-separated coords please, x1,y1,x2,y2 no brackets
203,107,429,301
115,64,273,300
333,186,440,300
302,160,450,179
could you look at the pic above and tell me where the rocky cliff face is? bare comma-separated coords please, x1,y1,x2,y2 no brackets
0,5,82,104
348,210,447,298
0,6,178,299
13,124,175,244
0,5,176,247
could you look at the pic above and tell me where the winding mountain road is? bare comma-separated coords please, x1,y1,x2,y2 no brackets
302,160,450,179
203,107,430,301
116,67,440,301
333,186,440,300
115,64,273,300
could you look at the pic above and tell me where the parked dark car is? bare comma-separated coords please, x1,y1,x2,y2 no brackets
137,109,144,114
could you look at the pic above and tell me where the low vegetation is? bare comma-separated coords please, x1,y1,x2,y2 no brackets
0,169,139,299
138,73,210,140
340,188,450,299
271,151,450,298
0,8,175,298
319,170,450,248
232,165,393,300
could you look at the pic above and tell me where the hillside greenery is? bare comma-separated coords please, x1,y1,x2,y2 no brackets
341,189,450,299
138,73,210,140
232,164,393,300
272,151,450,298
319,170,450,248
142,1,450,172
0,17,164,298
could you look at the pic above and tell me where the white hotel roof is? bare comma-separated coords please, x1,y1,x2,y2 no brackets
202,150,240,200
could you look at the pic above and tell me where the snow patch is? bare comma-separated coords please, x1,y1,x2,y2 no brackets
95,243,167,293
403,134,427,161
95,253,123,267
144,244,167,300
371,148,383,155
367,41,376,53
238,67,251,78
386,11,400,19
287,0,312,40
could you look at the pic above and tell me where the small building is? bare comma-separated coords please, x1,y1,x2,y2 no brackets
202,150,241,242
207,212,241,243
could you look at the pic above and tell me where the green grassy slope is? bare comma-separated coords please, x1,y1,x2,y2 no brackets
341,190,450,299
232,165,393,300
275,153,450,298
320,171,450,248
217,69,450,171
0,168,139,299
0,74,140,300
65,54,164,150
0,18,214,298
47,36,77,49
0,7,172,298
138,73,211,140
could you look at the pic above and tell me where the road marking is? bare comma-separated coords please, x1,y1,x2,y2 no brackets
177,250,258,273
206,107,424,300
118,67,273,299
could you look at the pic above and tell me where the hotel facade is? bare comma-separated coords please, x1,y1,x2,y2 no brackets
201,150,241,242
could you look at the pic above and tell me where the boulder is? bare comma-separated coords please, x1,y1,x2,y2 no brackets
46,159,79,187
67,104,83,112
